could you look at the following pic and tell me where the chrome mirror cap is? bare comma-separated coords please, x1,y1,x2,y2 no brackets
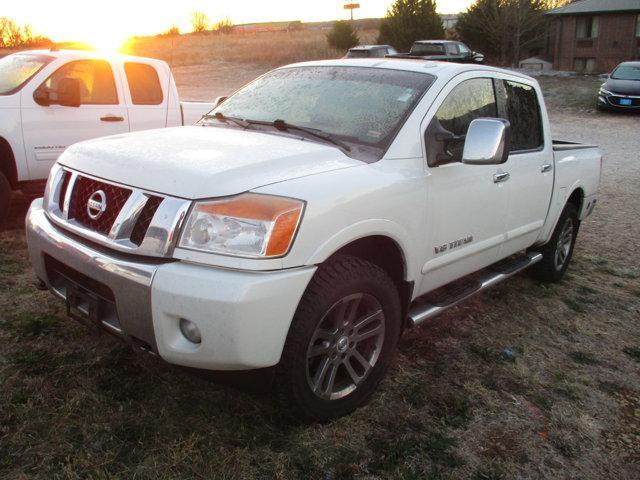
462,118,511,165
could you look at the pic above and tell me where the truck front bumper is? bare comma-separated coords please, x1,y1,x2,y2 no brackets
26,199,316,370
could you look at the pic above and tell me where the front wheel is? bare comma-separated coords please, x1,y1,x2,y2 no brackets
529,202,580,283
275,255,401,422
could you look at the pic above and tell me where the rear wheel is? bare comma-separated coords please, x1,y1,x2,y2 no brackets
0,172,11,226
275,255,401,421
529,202,579,283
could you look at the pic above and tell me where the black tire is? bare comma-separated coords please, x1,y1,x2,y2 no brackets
274,254,402,422
529,202,580,283
0,171,11,227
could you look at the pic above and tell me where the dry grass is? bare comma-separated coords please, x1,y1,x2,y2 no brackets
123,29,379,68
1,78,639,479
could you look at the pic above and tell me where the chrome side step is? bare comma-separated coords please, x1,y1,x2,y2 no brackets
408,252,543,327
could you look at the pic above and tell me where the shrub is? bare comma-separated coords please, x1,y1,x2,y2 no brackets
377,0,444,52
326,21,359,51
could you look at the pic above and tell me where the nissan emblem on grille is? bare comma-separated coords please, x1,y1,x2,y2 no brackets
87,190,107,220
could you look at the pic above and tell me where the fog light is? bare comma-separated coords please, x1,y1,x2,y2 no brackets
179,318,202,344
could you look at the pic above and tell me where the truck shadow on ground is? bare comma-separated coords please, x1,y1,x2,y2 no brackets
2,193,35,232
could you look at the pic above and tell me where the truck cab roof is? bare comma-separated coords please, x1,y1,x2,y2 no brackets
13,49,169,68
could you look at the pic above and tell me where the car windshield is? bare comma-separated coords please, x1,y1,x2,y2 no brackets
411,43,445,55
611,65,640,81
207,66,434,160
0,54,53,95
346,50,371,58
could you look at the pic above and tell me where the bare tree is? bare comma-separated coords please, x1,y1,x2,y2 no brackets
0,17,23,48
456,0,558,66
212,18,234,35
0,17,50,49
191,11,210,33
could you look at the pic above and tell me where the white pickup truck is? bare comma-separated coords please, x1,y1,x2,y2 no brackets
0,49,215,222
26,59,601,421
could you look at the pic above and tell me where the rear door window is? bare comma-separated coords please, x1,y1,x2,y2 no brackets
502,80,543,152
43,60,118,105
124,62,163,105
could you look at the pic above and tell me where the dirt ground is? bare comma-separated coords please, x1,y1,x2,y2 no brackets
1,69,639,479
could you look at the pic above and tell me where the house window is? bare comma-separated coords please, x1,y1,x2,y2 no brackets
576,16,598,39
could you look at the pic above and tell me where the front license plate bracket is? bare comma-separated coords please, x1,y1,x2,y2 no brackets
65,282,102,334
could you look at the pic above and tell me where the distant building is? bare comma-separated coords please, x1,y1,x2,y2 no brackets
233,21,302,33
546,0,640,73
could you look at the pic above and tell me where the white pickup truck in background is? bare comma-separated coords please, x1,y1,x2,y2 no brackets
26,59,601,421
0,49,215,222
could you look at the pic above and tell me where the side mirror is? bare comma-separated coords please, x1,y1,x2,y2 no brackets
213,96,228,108
56,77,82,107
473,53,485,63
33,87,51,107
462,118,511,165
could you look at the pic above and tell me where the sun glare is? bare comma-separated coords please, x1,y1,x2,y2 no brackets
88,34,127,53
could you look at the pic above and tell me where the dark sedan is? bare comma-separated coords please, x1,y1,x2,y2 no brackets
597,61,640,112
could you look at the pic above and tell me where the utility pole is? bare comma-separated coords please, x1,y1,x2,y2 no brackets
343,2,360,21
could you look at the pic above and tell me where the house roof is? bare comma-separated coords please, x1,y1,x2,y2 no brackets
546,0,640,16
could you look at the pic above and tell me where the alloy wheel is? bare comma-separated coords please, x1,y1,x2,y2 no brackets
305,293,386,400
554,217,574,271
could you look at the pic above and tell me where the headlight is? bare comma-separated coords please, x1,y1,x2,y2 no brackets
179,193,305,258
599,86,613,96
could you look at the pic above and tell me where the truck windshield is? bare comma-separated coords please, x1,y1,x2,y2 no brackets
208,66,434,159
0,54,53,96
411,43,445,55
611,65,640,81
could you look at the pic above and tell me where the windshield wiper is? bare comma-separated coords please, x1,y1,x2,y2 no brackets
246,118,351,152
202,112,251,129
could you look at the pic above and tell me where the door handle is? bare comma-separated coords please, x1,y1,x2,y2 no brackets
541,164,553,173
100,115,124,122
493,172,510,183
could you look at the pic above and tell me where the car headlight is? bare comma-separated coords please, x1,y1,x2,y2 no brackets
179,193,305,258
599,86,613,96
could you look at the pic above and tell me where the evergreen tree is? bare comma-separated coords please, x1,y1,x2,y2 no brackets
377,0,444,52
327,21,360,50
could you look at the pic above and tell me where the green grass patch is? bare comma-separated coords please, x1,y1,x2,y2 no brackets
596,264,639,280
2,313,59,338
623,346,640,363
563,297,589,313
567,350,600,366
8,348,60,375
368,424,462,475
473,462,506,480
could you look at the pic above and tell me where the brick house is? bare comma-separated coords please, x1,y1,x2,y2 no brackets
546,0,640,73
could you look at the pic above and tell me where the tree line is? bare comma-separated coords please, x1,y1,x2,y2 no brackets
0,17,50,49
328,0,574,66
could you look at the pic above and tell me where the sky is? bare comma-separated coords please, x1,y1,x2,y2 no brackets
3,0,474,49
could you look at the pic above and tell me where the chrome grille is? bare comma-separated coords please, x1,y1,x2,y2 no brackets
68,176,132,235
45,164,191,258
130,195,163,246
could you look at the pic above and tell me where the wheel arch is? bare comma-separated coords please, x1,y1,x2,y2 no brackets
567,187,585,216
0,136,18,188
322,235,414,326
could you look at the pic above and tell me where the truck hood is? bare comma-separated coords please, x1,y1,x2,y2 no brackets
59,126,362,199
